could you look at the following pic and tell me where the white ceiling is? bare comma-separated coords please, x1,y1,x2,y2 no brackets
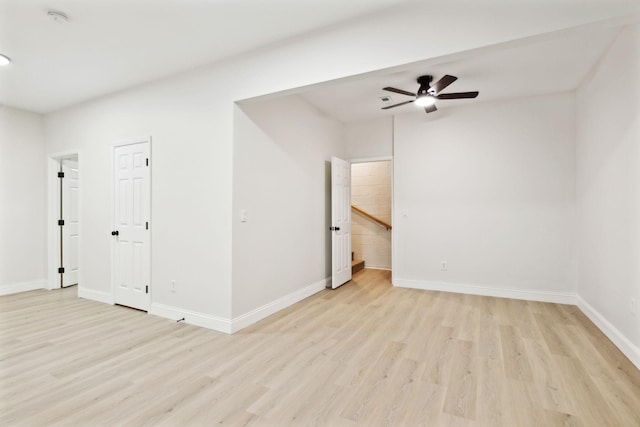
299,24,621,123
0,0,637,115
0,0,410,113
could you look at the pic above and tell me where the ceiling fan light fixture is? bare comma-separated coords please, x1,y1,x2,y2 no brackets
0,54,11,66
414,94,435,107
381,74,478,115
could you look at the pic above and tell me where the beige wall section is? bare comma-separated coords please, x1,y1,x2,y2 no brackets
351,161,392,269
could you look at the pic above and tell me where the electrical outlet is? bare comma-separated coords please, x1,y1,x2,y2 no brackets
171,280,176,293
440,261,447,271
631,298,637,316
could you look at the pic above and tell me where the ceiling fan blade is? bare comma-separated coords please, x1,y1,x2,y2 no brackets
383,87,416,97
381,100,414,110
424,104,437,114
428,75,457,95
436,91,479,99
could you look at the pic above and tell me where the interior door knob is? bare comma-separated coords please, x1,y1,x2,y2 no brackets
111,230,119,236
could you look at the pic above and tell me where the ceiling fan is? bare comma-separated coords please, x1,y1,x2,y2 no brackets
382,75,479,113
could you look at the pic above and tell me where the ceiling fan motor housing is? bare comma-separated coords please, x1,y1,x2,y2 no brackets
417,75,433,94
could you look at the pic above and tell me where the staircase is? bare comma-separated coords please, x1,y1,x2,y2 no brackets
349,205,389,274
351,251,365,274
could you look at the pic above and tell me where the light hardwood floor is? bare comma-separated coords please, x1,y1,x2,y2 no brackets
1,269,639,426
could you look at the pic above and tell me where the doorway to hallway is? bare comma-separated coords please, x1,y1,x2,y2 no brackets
350,159,392,272
60,157,79,287
47,152,81,290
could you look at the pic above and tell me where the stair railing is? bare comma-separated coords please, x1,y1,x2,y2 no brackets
351,205,392,230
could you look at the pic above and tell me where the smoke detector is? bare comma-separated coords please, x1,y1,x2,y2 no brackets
47,10,69,24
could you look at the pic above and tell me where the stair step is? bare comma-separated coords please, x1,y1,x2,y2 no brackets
352,259,365,274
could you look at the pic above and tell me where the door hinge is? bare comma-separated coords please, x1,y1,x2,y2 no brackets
146,221,149,230
146,158,149,167
145,285,149,294
58,219,65,226
57,171,65,178
58,267,65,274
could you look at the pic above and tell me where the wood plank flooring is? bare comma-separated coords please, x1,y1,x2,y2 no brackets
1,269,639,426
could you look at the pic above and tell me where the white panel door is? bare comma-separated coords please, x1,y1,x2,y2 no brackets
113,141,150,311
62,159,79,287
331,156,352,289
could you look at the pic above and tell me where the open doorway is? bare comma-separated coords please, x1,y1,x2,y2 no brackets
350,159,392,273
47,153,80,290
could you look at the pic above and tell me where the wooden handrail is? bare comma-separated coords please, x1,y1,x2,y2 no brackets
351,205,392,230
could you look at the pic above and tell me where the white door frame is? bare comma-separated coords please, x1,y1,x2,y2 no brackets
111,136,152,308
46,150,82,290
349,156,393,164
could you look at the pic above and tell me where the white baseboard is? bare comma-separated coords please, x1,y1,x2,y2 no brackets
393,278,576,305
78,287,114,305
577,296,640,369
150,303,233,334
77,278,328,335
0,280,46,296
230,277,330,333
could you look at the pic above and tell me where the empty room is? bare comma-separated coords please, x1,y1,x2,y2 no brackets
1,0,639,425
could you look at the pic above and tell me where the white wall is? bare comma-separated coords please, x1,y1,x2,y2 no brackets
344,117,393,160
40,5,635,330
576,24,640,365
232,96,344,321
44,72,236,321
0,107,46,294
393,93,577,300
